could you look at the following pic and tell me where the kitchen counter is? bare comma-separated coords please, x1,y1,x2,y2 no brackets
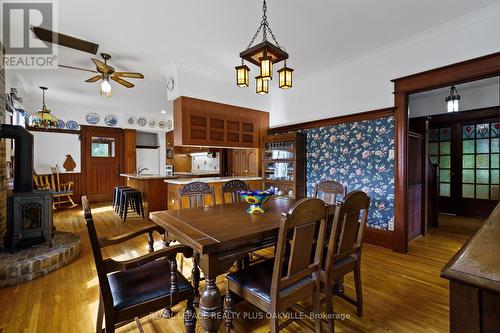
165,176,262,209
120,173,178,180
164,176,262,185
174,171,220,178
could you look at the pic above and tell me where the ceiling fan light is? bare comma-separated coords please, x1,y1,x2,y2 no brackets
100,78,112,97
256,76,269,95
278,65,293,89
235,64,250,87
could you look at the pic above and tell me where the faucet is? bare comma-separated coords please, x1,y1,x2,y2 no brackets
137,167,149,175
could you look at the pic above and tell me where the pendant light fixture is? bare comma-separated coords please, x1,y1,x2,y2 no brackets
446,85,460,112
236,0,293,94
100,75,112,97
28,86,58,129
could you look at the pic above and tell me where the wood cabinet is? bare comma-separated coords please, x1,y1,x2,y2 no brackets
262,133,306,199
229,149,259,177
173,96,269,148
123,129,136,173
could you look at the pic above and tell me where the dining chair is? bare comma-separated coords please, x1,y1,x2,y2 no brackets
81,196,197,333
221,179,249,204
321,190,370,332
313,180,347,205
224,198,328,333
175,181,216,305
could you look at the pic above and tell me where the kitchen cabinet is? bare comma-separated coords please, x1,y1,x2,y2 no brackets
173,96,269,148
229,149,259,177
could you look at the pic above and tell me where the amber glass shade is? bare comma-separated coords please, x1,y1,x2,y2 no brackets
259,56,273,80
235,64,250,87
278,66,293,89
256,76,269,94
28,105,58,129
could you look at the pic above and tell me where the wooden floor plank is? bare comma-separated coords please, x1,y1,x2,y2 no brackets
0,206,483,332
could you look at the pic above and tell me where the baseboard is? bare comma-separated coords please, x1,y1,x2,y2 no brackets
364,227,393,249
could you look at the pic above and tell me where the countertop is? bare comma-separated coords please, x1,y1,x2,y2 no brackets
441,201,500,293
164,176,262,185
174,171,220,177
120,173,179,180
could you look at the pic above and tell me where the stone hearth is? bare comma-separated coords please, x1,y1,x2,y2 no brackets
0,231,80,287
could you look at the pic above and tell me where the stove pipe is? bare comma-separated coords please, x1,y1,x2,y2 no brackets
0,125,34,192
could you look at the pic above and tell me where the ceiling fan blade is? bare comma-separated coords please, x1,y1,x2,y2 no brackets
59,64,98,73
31,26,99,54
91,58,108,73
112,72,144,79
85,75,102,83
111,76,134,88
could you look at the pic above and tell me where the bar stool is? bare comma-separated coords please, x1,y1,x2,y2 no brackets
120,189,145,222
113,186,130,211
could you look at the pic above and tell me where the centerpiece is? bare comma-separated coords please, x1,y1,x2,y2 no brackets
238,189,275,214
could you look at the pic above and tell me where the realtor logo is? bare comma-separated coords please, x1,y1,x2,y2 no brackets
1,1,58,69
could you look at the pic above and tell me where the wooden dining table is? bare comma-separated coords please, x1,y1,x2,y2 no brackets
150,196,296,333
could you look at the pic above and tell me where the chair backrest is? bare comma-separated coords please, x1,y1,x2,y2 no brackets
178,181,216,209
51,165,62,191
81,196,114,311
221,179,249,204
313,180,347,205
33,172,55,190
324,191,370,275
270,198,328,308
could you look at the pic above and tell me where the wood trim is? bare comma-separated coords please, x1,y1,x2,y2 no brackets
27,126,80,135
412,106,500,127
364,227,393,249
393,51,500,253
268,107,395,134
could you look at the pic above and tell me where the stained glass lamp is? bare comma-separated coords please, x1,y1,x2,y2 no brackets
28,86,58,129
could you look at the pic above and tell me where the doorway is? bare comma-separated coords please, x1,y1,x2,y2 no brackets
81,126,123,202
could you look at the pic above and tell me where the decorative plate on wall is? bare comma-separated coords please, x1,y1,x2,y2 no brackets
149,120,156,128
137,117,147,127
127,117,136,125
167,120,172,130
158,120,167,129
66,120,79,130
85,113,100,125
57,119,65,129
104,114,118,127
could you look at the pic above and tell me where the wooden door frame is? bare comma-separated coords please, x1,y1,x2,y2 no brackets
392,52,500,253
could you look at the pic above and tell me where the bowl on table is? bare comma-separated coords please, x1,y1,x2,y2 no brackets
238,190,274,214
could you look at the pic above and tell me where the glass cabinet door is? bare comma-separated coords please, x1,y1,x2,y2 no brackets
264,162,294,181
264,141,295,160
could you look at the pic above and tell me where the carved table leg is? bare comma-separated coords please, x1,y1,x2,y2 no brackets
200,278,222,333
192,253,201,307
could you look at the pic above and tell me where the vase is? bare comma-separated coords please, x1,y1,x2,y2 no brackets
63,154,76,172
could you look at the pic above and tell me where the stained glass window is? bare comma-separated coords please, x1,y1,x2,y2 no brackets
429,127,451,197
461,122,500,200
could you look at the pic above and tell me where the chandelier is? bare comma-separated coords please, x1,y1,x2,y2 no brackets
236,0,293,94
28,87,58,129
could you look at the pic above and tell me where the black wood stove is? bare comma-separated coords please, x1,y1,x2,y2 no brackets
0,125,54,250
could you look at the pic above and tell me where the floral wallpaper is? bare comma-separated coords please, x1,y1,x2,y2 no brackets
301,116,395,230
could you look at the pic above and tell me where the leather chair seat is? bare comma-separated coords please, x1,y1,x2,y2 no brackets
108,257,192,310
320,253,356,278
226,259,312,303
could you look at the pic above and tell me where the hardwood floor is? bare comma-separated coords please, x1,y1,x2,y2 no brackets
0,208,483,333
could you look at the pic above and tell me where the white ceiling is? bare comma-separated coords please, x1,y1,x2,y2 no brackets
6,0,500,118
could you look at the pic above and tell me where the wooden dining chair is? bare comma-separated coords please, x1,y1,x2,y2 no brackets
321,190,370,332
81,196,197,333
221,179,249,204
224,198,328,333
313,180,347,205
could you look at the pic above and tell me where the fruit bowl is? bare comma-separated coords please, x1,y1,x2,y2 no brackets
238,190,274,214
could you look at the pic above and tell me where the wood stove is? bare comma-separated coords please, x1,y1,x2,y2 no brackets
0,125,54,250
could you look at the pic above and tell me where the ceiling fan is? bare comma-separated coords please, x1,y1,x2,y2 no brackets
59,53,144,97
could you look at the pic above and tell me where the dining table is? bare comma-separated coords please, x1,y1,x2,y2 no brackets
149,196,297,333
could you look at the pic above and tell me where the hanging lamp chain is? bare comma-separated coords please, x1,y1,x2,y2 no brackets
245,0,283,51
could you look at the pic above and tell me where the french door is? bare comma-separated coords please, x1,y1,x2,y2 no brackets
429,119,500,217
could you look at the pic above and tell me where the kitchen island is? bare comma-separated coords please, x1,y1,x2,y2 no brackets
120,174,178,215
165,176,262,209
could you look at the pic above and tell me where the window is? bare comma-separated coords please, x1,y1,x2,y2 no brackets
429,127,451,197
462,122,499,200
91,137,116,157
